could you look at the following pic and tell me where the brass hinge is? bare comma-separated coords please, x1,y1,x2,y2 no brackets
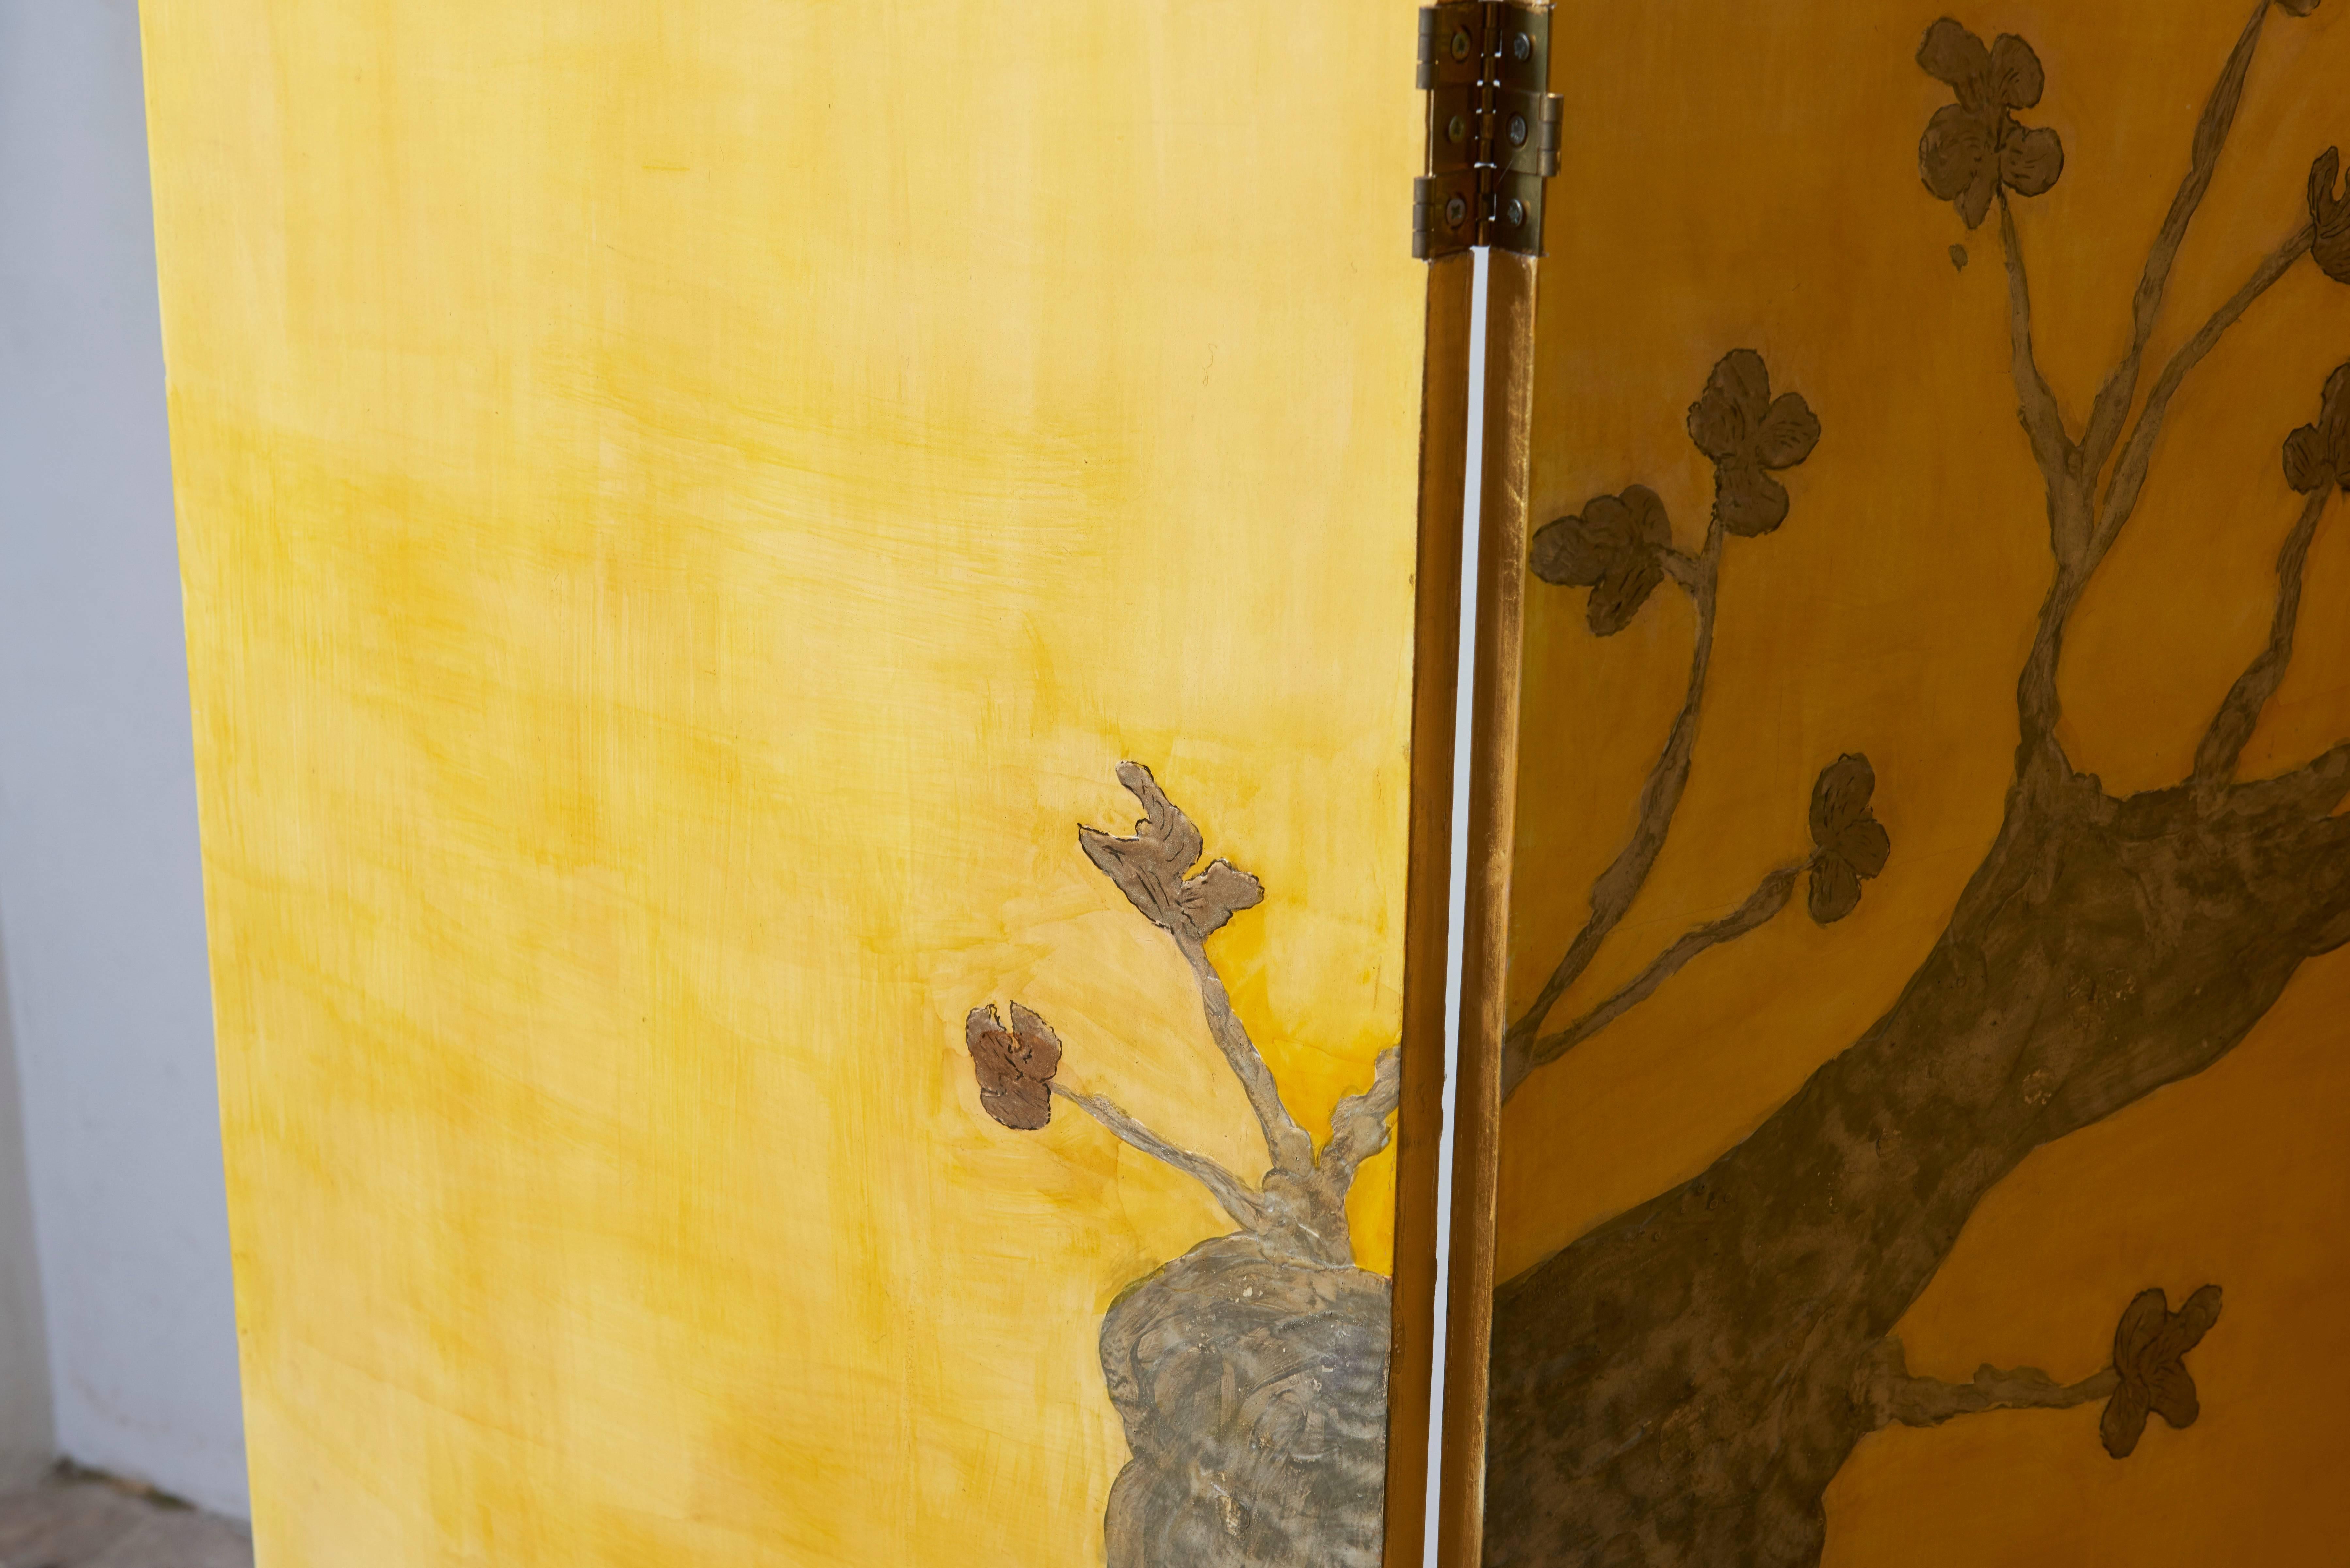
1413,1,1560,259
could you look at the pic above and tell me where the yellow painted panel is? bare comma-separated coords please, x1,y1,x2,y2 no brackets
1475,2,2350,1563
139,3,1437,1563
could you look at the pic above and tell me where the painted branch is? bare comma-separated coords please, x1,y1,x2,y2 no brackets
2083,0,2274,473
2014,571,2083,778
1997,191,2080,522
1854,1336,2117,1432
1177,935,1317,1178
1659,548,1705,592
1505,861,1804,1099
1051,1082,1270,1233
1076,761,1314,1180
1313,1046,1403,1206
1510,517,1726,1045
2092,225,2314,565
2231,738,2350,819
2195,488,2335,794
2023,229,2312,760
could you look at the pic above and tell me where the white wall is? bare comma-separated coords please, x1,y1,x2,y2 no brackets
0,0,248,1516
0,960,52,1489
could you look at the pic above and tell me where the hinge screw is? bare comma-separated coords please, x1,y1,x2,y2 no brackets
1507,114,1528,148
1445,195,1467,227
1448,114,1467,144
1451,28,1471,60
1512,31,1531,60
1505,197,1526,227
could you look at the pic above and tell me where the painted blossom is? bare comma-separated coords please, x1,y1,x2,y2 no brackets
2102,1285,2222,1460
1686,349,1822,538
1531,485,1673,636
1916,20,2064,229
965,1002,1063,1131
1807,754,1892,925
2310,148,2350,285
2283,360,2350,494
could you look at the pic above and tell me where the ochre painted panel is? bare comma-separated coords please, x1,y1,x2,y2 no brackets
139,4,1445,1563
1468,3,2350,1563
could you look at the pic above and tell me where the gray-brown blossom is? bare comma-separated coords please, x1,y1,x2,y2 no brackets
2102,1285,2223,1459
2283,361,2350,494
2310,148,2350,285
1687,350,1822,538
1917,20,2064,229
1807,754,1891,925
964,1002,1063,1130
1079,762,1263,942
1530,485,1672,635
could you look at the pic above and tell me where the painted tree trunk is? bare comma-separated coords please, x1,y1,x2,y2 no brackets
1099,1234,1391,1568
1483,749,2350,1567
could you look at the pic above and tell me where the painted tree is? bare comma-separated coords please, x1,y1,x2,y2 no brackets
1485,6,2350,1565
964,761,1403,1568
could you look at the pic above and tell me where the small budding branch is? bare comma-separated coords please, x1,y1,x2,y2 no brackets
964,762,1401,1270
1509,341,1890,1101
1856,1284,2224,1459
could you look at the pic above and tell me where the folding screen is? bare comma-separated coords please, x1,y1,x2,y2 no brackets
1446,3,2350,1564
140,3,1466,1563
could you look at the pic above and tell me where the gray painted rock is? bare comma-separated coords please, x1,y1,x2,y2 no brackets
1098,1233,1390,1568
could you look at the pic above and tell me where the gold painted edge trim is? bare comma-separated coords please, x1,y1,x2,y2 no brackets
1381,250,1475,1568
1434,248,1537,1568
